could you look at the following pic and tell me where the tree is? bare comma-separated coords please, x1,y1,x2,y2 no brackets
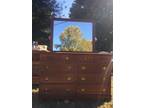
70,0,113,52
55,26,92,51
32,0,61,46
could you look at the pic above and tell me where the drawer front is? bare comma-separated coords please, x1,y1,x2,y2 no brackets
76,84,111,95
77,74,111,84
40,53,112,61
40,84,76,96
40,54,76,63
77,63,109,74
40,63,76,74
74,54,112,63
40,74,76,83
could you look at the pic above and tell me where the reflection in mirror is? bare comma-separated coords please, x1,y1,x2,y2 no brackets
52,19,94,52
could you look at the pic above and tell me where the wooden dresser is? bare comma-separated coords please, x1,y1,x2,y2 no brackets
32,50,112,100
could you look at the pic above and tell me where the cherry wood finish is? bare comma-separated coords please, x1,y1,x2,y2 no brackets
32,51,112,100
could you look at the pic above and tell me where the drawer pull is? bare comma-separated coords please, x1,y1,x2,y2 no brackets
65,89,71,92
81,88,85,92
45,77,49,81
67,77,72,81
46,66,49,69
67,66,72,70
103,88,106,92
81,77,86,81
103,77,106,81
102,66,106,70
65,57,69,60
81,66,86,70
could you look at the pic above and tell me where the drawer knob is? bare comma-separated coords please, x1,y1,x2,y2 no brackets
81,88,85,92
81,77,86,81
103,66,106,70
67,77,72,80
65,57,69,60
81,66,86,70
103,77,106,81
65,89,71,92
103,88,106,92
46,66,49,69
45,77,49,80
67,66,72,70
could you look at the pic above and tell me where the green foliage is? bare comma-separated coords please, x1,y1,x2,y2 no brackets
70,0,113,52
32,0,61,46
56,26,92,51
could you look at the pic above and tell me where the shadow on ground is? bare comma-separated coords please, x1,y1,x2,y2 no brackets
32,95,108,108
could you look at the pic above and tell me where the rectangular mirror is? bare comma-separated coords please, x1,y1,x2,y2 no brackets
51,18,94,52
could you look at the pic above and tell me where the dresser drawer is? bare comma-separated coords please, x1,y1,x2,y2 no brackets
76,84,110,95
77,74,111,84
40,84,76,96
40,53,76,63
77,63,109,73
40,74,76,83
75,54,112,63
40,63,76,74
76,84,111,100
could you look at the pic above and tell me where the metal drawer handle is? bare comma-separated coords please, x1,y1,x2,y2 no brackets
81,88,85,92
81,77,86,81
45,77,49,81
65,89,71,92
68,66,72,70
103,88,106,92
81,66,86,70
103,77,106,81
102,66,106,70
65,56,69,60
46,66,49,69
67,77,72,81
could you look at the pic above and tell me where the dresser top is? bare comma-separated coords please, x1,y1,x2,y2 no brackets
32,50,112,56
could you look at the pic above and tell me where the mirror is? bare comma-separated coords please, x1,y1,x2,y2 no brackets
51,18,94,52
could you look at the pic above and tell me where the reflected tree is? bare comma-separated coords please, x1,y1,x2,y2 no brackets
55,26,92,51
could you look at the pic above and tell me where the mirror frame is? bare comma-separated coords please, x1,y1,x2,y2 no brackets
50,18,95,53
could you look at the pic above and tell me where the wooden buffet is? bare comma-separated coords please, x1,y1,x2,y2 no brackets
32,50,113,100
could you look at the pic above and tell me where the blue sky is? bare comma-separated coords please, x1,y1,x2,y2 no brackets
56,0,75,18
53,20,93,51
